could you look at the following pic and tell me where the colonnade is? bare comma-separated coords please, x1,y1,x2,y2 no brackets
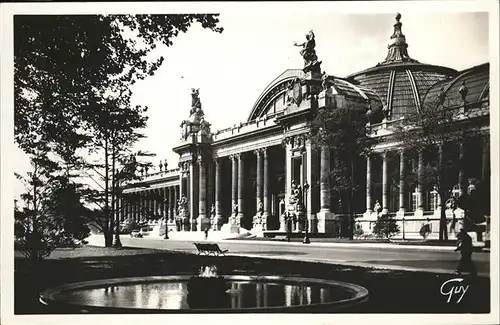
364,141,483,216
120,185,179,223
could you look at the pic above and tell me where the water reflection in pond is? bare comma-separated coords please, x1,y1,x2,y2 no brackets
57,281,352,310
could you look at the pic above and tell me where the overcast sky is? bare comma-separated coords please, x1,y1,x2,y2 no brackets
9,4,491,201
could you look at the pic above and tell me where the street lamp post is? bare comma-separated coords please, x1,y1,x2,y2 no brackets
113,170,122,248
303,182,310,244
164,200,170,239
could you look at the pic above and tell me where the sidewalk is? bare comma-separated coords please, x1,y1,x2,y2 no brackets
87,234,490,277
130,231,489,253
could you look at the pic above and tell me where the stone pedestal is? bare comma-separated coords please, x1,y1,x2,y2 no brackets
396,209,405,218
252,220,265,237
252,213,264,230
166,221,177,233
189,218,197,231
229,214,241,234
197,216,211,231
316,210,338,234
296,211,306,232
363,209,373,219
414,209,424,219
211,216,223,231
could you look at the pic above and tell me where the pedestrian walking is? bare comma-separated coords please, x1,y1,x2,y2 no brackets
455,228,477,276
285,213,293,243
204,228,209,240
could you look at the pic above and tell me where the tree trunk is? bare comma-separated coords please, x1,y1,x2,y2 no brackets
104,230,113,247
111,141,116,239
104,135,111,247
439,196,448,241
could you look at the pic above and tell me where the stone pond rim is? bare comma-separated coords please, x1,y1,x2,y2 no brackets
39,275,369,313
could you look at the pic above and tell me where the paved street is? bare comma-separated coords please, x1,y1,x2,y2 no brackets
87,234,490,277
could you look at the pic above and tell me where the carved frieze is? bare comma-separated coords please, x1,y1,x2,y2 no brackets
286,78,303,106
281,133,310,151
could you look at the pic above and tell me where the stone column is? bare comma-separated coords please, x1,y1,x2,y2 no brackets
214,158,223,230
189,159,198,231
166,188,171,226
178,169,184,199
197,155,209,231
416,150,425,217
305,139,317,233
397,150,405,216
116,196,122,222
172,186,178,222
285,141,292,204
147,191,152,219
137,195,141,222
231,155,238,211
255,149,263,211
382,151,389,215
281,140,292,231
481,138,489,181
130,196,134,221
364,154,372,217
132,196,136,222
253,148,263,232
139,194,143,221
237,153,245,221
123,195,128,220
153,189,158,219
262,148,270,230
317,146,336,233
163,186,173,223
458,142,466,196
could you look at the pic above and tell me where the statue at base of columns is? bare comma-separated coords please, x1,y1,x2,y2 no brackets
284,180,306,232
374,200,382,215
210,204,215,218
176,195,189,230
229,205,241,233
289,180,303,210
253,201,264,226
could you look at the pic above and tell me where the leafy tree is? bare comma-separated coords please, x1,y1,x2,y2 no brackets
14,14,224,246
372,214,400,239
393,85,489,241
15,155,91,260
310,104,371,238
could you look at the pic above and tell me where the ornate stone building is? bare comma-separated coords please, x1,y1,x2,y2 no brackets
120,14,490,239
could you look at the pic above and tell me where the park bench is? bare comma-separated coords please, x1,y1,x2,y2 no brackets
194,243,228,256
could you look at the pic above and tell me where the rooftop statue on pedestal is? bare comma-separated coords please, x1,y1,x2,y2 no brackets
378,13,419,66
189,88,204,122
294,30,322,73
180,88,207,140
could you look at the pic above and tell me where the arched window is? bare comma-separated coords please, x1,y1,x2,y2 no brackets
411,187,420,212
429,187,439,211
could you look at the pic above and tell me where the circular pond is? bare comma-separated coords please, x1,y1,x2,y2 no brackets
40,275,369,313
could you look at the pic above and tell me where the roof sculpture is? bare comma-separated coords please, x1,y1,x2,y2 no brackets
347,13,458,121
378,12,419,66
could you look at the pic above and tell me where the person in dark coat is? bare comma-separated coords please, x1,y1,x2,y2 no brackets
455,228,477,276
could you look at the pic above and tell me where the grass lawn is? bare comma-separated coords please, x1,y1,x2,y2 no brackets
14,246,490,314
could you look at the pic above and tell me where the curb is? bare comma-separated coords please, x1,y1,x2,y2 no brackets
138,236,460,252
226,253,490,277
88,234,488,253
84,241,489,278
